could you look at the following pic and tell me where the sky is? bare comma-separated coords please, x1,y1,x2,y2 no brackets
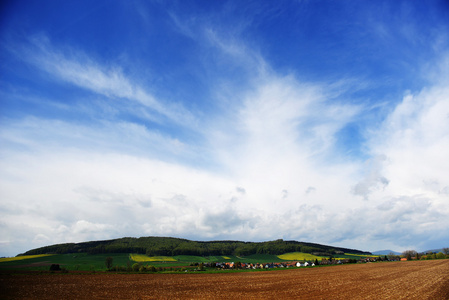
1,0,449,257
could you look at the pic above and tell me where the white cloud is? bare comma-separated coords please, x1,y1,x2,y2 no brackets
1,26,449,257
352,155,389,200
368,81,449,201
0,117,192,162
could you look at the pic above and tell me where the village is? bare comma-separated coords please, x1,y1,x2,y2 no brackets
194,256,382,270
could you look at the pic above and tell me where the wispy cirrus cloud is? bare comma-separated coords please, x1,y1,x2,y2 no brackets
20,35,197,128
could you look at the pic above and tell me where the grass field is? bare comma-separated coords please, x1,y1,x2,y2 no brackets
0,252,380,271
0,253,289,270
0,253,132,271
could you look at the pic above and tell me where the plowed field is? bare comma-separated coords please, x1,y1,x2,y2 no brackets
1,260,448,299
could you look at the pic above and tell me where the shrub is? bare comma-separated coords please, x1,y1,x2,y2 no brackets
105,256,113,269
132,263,140,272
111,265,127,272
147,265,157,272
49,264,61,271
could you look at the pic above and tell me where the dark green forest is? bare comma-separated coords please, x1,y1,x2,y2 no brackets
21,237,371,257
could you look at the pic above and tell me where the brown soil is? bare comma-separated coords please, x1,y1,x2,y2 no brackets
6,261,55,269
1,260,448,299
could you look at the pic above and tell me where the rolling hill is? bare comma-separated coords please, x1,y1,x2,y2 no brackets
20,236,371,257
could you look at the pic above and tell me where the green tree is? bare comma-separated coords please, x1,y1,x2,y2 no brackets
388,252,397,261
132,263,140,272
402,250,417,260
105,256,113,270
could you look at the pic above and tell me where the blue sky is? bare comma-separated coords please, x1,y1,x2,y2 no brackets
1,0,449,256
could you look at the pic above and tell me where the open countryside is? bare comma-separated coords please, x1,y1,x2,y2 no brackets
2,260,448,299
1,237,447,272
0,251,374,272
1,240,448,299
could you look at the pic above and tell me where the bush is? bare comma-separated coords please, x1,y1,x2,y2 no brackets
105,256,113,269
49,264,61,271
111,265,127,272
132,263,140,272
147,265,157,272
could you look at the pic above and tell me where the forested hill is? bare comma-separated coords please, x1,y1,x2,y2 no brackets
20,237,371,257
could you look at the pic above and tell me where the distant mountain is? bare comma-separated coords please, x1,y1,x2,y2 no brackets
373,248,448,255
422,248,446,254
20,236,372,257
372,250,401,255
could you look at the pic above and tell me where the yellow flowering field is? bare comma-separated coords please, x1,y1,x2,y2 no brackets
129,254,177,262
222,256,231,260
0,254,54,263
277,252,323,261
344,253,379,258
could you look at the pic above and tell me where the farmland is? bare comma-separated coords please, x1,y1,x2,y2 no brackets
130,254,177,262
0,254,54,263
0,253,133,271
1,260,448,299
0,251,379,271
277,252,322,261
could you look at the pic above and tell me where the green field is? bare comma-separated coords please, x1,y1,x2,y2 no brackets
0,251,380,271
0,253,287,271
0,253,132,271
